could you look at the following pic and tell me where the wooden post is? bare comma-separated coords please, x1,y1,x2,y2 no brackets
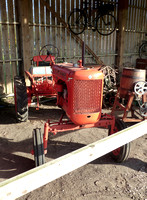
0,19,4,94
16,0,31,76
0,0,12,93
0,120,147,200
115,0,129,74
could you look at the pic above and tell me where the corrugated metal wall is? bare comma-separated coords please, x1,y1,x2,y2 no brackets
0,0,146,94
124,0,147,64
0,0,20,94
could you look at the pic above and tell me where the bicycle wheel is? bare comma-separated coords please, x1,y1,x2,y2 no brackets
68,8,86,35
96,14,116,36
139,42,147,59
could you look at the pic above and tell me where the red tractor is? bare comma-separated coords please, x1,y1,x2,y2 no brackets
14,45,58,122
32,60,130,167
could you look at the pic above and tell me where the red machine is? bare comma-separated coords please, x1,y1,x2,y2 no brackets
14,44,58,122
53,61,103,125
32,60,130,167
111,68,147,122
25,54,56,108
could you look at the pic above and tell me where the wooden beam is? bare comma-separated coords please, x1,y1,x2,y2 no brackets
115,0,129,73
0,120,147,200
15,0,31,76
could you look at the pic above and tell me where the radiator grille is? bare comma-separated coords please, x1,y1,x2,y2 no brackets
73,79,102,114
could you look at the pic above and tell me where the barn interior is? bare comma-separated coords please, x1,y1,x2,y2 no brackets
0,0,147,199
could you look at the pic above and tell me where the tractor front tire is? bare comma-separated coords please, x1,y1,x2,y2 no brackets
14,76,28,122
108,118,130,162
33,128,45,167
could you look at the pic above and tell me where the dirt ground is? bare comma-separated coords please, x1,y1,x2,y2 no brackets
0,98,147,200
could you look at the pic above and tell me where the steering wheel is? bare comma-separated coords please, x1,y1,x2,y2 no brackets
134,81,147,95
39,44,59,63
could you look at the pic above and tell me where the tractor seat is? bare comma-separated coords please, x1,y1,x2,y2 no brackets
29,66,52,76
37,61,50,66
33,55,55,66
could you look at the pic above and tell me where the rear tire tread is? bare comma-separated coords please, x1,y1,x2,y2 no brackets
14,76,28,122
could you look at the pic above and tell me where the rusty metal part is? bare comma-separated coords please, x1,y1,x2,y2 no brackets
100,65,118,107
100,65,117,90
140,103,147,117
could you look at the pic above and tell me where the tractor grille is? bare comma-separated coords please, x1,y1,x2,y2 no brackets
73,79,102,114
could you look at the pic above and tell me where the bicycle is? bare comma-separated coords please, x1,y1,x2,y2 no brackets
139,33,147,59
68,2,116,36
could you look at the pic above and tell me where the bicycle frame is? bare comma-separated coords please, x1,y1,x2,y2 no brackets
81,7,100,22
81,3,114,26
68,2,116,36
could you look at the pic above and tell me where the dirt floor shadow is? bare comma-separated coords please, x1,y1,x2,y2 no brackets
0,153,34,179
92,156,147,173
0,98,61,124
0,136,35,179
0,106,16,124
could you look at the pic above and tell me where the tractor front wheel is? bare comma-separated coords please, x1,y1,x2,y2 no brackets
33,128,45,167
14,76,28,122
108,118,130,162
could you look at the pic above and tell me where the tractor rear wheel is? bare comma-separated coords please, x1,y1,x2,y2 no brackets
108,118,130,162
14,76,28,122
33,128,45,167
